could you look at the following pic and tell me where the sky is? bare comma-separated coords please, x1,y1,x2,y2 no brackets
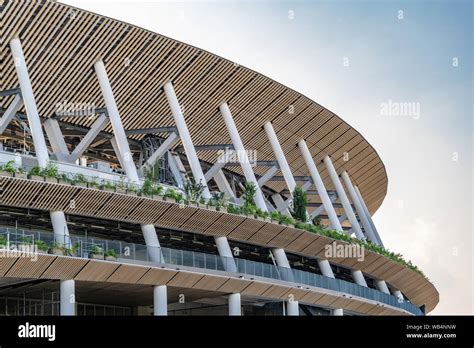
62,0,473,315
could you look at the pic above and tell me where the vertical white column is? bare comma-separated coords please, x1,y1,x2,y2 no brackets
323,156,365,240
10,38,49,168
94,60,139,183
351,270,368,287
10,37,71,246
153,285,168,316
341,171,378,244
164,81,210,198
94,60,162,262
264,122,296,193
228,293,241,316
219,102,267,211
286,300,299,316
60,279,75,316
354,185,385,247
298,140,343,232
332,308,343,316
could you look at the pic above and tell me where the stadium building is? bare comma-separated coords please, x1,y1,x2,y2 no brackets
0,0,438,316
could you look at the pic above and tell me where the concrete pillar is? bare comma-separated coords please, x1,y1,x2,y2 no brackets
10,37,49,168
332,308,343,316
164,81,210,198
153,285,167,316
94,60,139,183
341,171,378,244
60,279,75,316
375,280,391,294
273,247,294,282
318,259,335,278
0,94,23,134
50,210,71,247
228,293,241,316
95,60,162,263
215,236,237,273
393,289,404,302
323,156,364,240
264,122,296,193
298,141,342,232
219,102,267,211
351,270,368,287
354,185,385,247
286,300,299,316
43,118,70,162
70,114,109,162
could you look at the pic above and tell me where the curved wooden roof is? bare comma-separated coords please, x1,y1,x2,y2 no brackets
1,0,387,215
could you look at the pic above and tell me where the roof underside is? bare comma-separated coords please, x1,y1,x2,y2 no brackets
0,0,388,215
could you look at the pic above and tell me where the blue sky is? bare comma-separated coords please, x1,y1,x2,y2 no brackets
63,0,473,314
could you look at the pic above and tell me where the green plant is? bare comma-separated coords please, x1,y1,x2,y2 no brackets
2,160,17,174
105,249,117,258
29,166,43,176
19,236,33,244
0,235,7,246
90,244,103,254
227,204,241,215
241,181,257,208
65,243,80,256
279,214,295,226
50,241,64,250
164,188,177,200
141,178,154,196
73,173,87,184
291,186,307,222
152,184,164,196
103,180,115,190
183,177,206,203
209,192,227,210
43,162,58,178
34,240,49,252
270,211,281,221
89,177,100,188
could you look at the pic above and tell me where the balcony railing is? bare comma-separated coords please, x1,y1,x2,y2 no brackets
0,227,423,315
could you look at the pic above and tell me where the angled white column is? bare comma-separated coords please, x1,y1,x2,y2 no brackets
257,165,279,187
323,156,364,240
213,170,236,199
70,113,109,162
142,132,179,169
43,118,70,161
215,236,237,273
272,193,292,216
95,60,139,183
351,270,368,287
354,185,385,247
228,293,241,316
310,195,337,220
318,259,335,278
0,94,23,134
338,213,347,224
204,150,233,182
110,136,126,171
286,300,299,316
301,180,313,192
10,38,49,168
167,152,185,188
299,140,343,231
219,102,267,211
95,60,162,263
264,122,296,194
341,171,378,244
11,37,71,247
164,81,210,198
60,279,75,316
393,289,404,302
375,279,391,294
273,247,294,282
153,285,167,316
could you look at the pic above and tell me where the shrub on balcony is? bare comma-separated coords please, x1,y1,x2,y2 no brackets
1,160,17,174
183,177,206,203
34,240,49,252
291,186,308,223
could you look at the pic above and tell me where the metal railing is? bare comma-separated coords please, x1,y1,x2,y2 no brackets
0,227,423,315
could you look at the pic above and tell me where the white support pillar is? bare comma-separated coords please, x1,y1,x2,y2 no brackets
95,60,162,263
393,289,404,302
204,150,233,182
94,60,139,183
11,38,73,251
351,270,368,287
257,166,279,187
338,213,347,224
301,180,313,192
375,280,391,294
272,247,294,282
310,195,337,220
228,293,241,316
354,185,385,247
272,193,292,216
10,38,49,168
341,171,378,244
70,113,109,162
323,156,365,240
167,152,185,188
143,132,179,169
332,308,343,316
213,170,236,199
264,122,296,194
153,285,168,316
0,94,23,134
164,81,210,198
215,236,237,272
318,259,335,278
219,102,267,211
43,118,70,162
286,300,299,316
60,279,75,316
299,141,343,232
